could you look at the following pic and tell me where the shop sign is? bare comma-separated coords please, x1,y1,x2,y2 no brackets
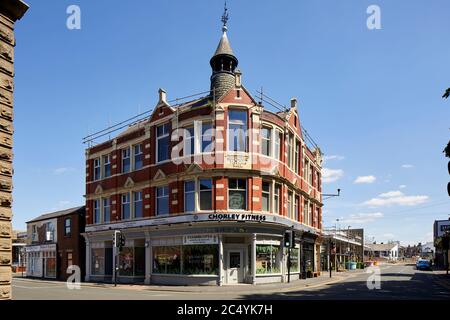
183,234,218,245
25,244,56,252
207,213,266,222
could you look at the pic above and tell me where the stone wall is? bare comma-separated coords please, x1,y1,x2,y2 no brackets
0,0,28,300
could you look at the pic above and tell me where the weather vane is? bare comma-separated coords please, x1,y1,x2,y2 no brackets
221,1,229,32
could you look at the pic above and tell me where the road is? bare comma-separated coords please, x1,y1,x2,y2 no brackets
11,264,450,300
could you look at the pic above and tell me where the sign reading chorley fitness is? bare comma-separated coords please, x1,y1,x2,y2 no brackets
208,213,267,221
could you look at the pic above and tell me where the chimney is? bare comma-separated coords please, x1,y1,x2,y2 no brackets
235,69,242,88
291,98,298,110
158,88,167,105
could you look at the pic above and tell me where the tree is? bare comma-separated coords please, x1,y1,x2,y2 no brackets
444,140,450,158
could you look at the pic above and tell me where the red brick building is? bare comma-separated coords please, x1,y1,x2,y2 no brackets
83,13,323,286
26,206,85,281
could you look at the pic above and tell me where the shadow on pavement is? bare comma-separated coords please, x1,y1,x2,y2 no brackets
238,270,450,300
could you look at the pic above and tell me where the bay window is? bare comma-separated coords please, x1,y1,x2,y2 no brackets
201,123,213,153
157,123,170,162
274,184,281,214
262,181,271,212
228,109,247,152
199,178,212,210
274,130,281,160
228,178,247,210
156,186,169,215
261,127,271,156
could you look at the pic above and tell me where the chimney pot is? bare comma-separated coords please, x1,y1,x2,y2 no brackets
291,98,298,110
158,88,167,104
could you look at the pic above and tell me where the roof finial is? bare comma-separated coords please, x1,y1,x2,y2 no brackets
221,1,229,33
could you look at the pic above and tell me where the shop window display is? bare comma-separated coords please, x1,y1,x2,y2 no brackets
255,244,281,274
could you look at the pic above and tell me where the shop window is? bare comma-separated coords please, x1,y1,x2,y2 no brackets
118,247,134,276
152,246,181,274
199,178,212,210
256,244,281,274
290,248,299,272
91,248,105,275
182,245,218,275
228,178,247,210
261,127,271,156
156,186,169,216
228,109,247,152
262,181,271,212
103,154,111,178
134,144,143,170
157,123,170,162
122,147,131,173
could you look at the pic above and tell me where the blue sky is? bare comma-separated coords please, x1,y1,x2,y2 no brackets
11,0,450,245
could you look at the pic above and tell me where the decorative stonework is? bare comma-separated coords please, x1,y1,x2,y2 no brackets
0,1,28,299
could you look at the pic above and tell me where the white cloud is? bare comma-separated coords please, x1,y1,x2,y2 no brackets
354,175,376,184
322,168,344,183
399,185,406,189
363,190,429,207
323,155,345,162
340,212,384,224
381,233,396,239
53,167,75,175
379,190,404,198
401,164,414,169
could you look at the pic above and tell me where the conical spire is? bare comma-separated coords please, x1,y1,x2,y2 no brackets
210,2,238,100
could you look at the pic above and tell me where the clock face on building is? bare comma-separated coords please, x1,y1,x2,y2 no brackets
229,193,244,209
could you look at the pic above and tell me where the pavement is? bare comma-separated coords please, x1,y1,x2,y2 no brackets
11,263,450,300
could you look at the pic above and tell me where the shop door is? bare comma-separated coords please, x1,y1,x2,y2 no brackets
227,250,243,284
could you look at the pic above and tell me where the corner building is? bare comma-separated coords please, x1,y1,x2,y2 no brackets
83,19,324,286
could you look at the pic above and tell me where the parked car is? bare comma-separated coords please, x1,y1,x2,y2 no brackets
416,259,431,271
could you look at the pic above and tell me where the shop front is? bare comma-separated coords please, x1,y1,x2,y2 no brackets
83,213,322,286
25,244,57,279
